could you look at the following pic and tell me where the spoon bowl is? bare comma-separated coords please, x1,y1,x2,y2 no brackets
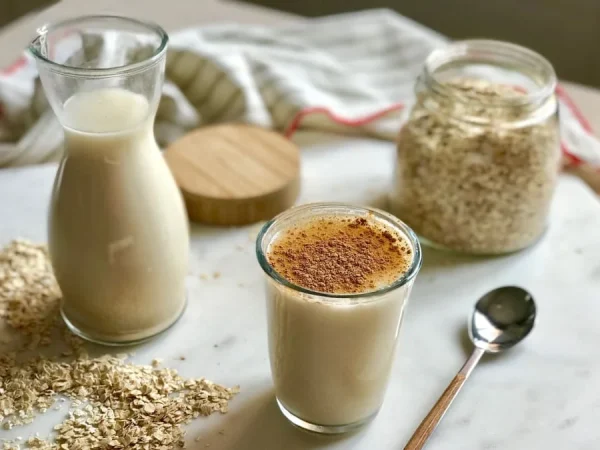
469,286,536,353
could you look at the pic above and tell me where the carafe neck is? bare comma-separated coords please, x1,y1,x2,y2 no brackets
29,16,168,127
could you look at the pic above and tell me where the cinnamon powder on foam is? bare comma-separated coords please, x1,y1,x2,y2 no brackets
267,216,413,295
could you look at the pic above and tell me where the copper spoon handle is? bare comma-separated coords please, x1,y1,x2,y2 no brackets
404,347,485,450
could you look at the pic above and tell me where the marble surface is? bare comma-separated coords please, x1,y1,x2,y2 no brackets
1,131,600,449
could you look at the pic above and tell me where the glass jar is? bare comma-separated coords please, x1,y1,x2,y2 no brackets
29,16,189,345
391,40,561,254
256,203,422,434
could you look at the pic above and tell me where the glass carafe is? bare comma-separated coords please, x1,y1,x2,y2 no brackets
29,16,189,345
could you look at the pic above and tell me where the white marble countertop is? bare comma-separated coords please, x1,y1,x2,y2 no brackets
1,132,600,449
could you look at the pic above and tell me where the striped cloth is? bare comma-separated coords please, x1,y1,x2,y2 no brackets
0,9,598,169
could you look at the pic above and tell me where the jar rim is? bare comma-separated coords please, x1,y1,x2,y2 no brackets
423,39,557,107
28,15,168,78
255,202,423,301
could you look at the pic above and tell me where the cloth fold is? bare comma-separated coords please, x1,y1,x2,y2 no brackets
0,9,598,177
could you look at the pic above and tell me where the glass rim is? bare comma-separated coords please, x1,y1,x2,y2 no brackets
28,15,168,77
423,39,557,107
255,202,423,300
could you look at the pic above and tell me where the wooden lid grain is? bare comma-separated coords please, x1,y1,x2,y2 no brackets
164,124,301,225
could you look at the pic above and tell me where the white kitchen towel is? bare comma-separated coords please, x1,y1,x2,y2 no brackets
0,9,598,168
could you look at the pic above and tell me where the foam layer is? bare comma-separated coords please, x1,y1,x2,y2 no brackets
267,215,413,295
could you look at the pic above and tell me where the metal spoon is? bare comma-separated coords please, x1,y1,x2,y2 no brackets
404,286,536,450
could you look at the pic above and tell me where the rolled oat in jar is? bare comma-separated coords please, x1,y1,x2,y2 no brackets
391,40,561,254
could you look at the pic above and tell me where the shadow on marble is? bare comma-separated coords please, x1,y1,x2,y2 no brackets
190,387,358,449
457,324,473,357
417,236,545,275
419,245,496,274
365,191,390,211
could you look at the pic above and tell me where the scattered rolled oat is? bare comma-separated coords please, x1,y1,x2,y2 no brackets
393,78,560,254
0,240,239,449
1,353,239,449
0,240,61,349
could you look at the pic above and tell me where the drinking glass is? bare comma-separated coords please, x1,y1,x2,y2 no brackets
256,203,422,434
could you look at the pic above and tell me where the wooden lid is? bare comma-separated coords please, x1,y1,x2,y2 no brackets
164,124,301,226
